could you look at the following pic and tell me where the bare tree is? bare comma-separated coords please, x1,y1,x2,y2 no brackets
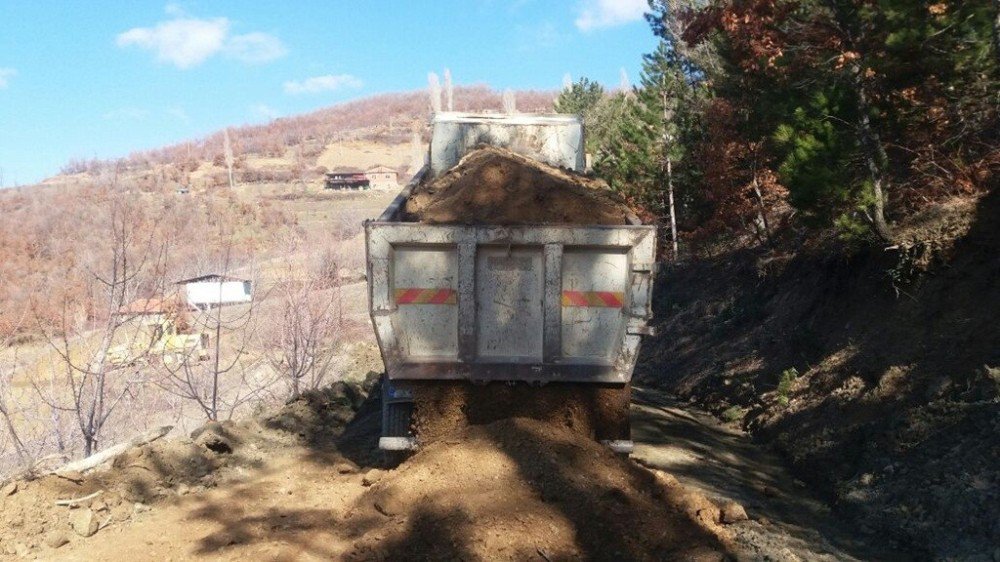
656,83,681,259
156,249,270,421
0,307,29,468
267,260,342,399
32,197,169,457
223,128,236,189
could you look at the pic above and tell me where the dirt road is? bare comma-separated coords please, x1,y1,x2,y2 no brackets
632,388,907,561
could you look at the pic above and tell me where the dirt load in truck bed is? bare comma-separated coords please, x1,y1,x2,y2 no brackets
403,145,635,225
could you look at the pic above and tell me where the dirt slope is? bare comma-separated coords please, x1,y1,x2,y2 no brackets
636,191,1000,559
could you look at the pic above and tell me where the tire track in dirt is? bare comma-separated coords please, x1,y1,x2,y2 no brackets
631,386,910,561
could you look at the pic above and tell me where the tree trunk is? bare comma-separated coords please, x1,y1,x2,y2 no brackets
827,0,895,244
211,304,222,421
851,64,895,244
666,158,679,260
993,0,1000,66
750,176,772,245
56,425,171,474
0,407,28,463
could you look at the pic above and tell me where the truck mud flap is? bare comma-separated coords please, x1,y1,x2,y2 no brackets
379,436,419,451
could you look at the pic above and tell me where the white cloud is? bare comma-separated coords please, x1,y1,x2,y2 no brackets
117,17,229,69
575,0,647,32
0,68,17,89
116,10,286,69
283,74,363,95
224,32,287,64
102,107,150,121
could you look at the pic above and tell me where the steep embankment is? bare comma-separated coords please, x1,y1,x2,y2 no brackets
636,191,1000,559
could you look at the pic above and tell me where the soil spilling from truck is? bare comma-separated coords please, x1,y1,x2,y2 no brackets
404,145,635,225
408,381,632,445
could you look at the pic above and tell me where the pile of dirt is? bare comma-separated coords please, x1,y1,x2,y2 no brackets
0,377,378,557
0,421,259,556
407,381,631,444
403,145,635,225
261,374,378,443
635,192,1000,559
342,417,733,561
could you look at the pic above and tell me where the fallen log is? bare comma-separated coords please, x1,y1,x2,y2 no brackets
53,425,173,475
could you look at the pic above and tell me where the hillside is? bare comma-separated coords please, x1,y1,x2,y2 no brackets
636,191,1000,559
49,86,557,192
0,85,557,338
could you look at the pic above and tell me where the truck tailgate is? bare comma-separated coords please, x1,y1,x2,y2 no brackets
366,221,656,384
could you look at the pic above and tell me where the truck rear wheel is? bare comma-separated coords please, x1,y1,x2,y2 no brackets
384,400,414,438
381,389,414,468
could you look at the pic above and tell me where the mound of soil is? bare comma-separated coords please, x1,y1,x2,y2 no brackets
404,146,634,225
0,377,378,557
342,417,731,561
406,381,631,444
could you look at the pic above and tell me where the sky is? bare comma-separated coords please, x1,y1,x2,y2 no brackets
0,0,657,186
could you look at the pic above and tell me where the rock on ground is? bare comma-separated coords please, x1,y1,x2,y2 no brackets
70,509,99,537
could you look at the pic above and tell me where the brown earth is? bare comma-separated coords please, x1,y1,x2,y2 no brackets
0,379,374,558
635,192,1000,560
403,146,634,225
0,378,744,561
342,417,731,561
407,381,632,444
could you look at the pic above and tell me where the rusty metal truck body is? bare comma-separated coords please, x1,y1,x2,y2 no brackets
366,113,656,453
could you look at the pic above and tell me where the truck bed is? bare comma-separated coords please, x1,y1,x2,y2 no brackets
366,166,657,386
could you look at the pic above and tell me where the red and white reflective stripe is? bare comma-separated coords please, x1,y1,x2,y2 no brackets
395,288,458,305
561,290,624,308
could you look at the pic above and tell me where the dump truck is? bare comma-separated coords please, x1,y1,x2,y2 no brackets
366,112,656,456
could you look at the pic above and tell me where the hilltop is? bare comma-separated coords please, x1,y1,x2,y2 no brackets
46,85,557,192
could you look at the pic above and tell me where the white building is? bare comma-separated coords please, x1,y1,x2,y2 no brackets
364,165,399,190
177,275,252,310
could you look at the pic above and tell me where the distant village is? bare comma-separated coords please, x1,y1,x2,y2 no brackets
324,164,399,191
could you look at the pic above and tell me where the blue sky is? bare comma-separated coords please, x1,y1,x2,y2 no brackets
0,1,657,186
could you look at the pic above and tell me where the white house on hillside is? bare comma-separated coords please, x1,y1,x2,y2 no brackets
177,274,252,310
364,165,399,190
